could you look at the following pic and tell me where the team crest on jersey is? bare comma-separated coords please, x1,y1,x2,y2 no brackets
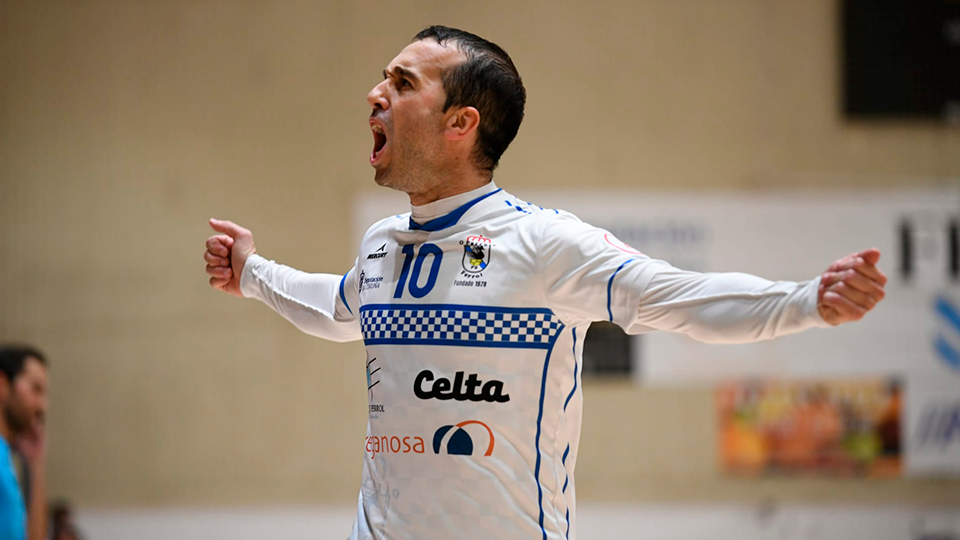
460,234,492,274
455,234,492,288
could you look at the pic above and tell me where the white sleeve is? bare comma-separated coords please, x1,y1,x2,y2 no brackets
633,266,831,344
239,253,362,343
539,212,830,343
539,211,672,327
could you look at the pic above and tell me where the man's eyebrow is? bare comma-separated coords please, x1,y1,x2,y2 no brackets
383,65,419,82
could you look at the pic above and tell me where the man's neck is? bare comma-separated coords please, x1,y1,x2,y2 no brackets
406,169,492,206
409,180,498,225
0,417,11,444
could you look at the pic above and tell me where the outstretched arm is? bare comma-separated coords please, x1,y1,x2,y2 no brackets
635,268,824,344
539,212,886,343
204,218,362,342
634,249,886,344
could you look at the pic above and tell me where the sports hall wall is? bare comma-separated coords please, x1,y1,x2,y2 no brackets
1,0,958,508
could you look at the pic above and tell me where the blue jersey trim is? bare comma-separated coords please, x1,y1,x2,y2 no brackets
606,259,636,322
362,338,555,350
564,328,579,411
505,200,532,214
360,303,554,315
339,272,353,316
534,325,565,540
562,441,571,537
408,188,503,232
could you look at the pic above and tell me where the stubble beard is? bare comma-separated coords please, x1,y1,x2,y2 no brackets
3,400,30,436
374,135,445,198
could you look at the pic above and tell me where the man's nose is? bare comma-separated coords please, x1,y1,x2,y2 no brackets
367,81,389,111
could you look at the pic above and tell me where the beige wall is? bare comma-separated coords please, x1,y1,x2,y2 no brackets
1,0,958,507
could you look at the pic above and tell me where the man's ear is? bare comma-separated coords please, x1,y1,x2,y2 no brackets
445,106,480,141
0,376,9,402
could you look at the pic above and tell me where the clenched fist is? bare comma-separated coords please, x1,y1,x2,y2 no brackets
204,218,257,297
818,248,887,325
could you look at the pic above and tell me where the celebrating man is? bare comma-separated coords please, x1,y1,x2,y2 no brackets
204,26,886,540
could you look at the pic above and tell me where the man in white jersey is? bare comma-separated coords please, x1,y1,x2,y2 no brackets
202,26,887,540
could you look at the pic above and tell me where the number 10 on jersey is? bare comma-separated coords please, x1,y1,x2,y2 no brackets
394,243,444,299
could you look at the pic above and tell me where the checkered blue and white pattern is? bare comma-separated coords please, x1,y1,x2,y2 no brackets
359,305,562,346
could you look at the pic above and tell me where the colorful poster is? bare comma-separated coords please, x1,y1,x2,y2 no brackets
716,379,902,477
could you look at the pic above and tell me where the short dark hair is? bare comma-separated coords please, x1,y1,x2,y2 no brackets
0,344,47,384
413,25,526,173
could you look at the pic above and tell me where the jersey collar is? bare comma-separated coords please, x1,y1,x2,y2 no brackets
409,182,501,232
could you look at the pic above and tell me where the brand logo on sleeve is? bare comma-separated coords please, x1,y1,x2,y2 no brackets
367,243,388,259
433,420,495,456
413,370,510,403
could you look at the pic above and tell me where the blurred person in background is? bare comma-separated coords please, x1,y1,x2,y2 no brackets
0,345,49,540
49,500,82,540
203,25,887,540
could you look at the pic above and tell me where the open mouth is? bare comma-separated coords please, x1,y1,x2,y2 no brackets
371,121,388,164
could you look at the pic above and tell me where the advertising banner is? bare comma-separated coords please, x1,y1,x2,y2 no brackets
717,378,901,477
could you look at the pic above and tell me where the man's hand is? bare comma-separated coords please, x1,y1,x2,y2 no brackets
205,218,257,298
14,419,46,470
818,248,887,325
16,419,47,540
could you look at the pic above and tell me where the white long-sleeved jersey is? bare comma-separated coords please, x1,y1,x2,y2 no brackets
240,182,829,540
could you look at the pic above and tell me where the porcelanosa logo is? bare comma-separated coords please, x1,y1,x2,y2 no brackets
363,420,496,458
413,370,510,403
365,434,426,458
433,420,496,456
